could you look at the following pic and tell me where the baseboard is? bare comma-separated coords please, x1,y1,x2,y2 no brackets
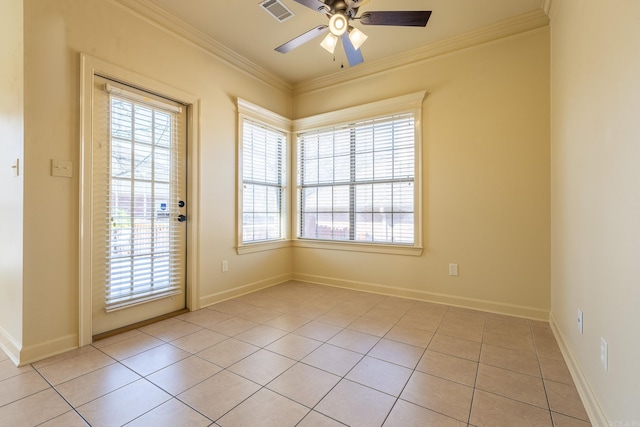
550,313,609,427
0,326,21,366
18,333,79,367
199,273,293,308
293,273,549,321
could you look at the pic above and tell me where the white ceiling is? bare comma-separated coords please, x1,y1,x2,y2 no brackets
132,0,547,86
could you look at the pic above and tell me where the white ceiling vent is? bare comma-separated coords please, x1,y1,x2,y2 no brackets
260,0,295,23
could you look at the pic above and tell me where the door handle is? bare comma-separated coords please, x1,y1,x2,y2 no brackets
177,214,187,222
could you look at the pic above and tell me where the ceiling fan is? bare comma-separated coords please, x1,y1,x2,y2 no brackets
275,0,432,67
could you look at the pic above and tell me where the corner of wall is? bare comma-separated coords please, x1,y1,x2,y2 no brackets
550,313,609,426
0,0,25,368
199,273,293,308
0,326,21,366
16,333,79,366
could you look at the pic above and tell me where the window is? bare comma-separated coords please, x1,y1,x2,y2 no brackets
294,92,425,255
237,99,290,252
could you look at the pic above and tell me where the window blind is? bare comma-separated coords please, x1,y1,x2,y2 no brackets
96,85,184,312
242,118,287,243
297,113,415,244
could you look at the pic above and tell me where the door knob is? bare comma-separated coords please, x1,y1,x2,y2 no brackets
177,214,187,222
178,200,185,208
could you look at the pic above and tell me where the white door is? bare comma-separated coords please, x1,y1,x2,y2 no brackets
91,76,187,336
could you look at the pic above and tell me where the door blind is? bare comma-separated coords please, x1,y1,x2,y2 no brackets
96,84,185,312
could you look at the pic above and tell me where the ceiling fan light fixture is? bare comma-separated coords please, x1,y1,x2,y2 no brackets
348,27,368,50
328,13,348,36
320,33,339,53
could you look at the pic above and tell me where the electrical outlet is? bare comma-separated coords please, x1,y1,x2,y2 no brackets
222,260,228,272
577,309,583,334
600,337,608,371
51,159,73,178
449,263,459,276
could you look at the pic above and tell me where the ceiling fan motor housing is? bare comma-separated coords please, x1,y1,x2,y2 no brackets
325,0,360,17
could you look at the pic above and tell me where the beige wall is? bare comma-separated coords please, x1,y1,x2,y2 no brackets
20,0,292,360
11,0,640,419
13,0,551,364
294,29,551,319
550,0,640,423
0,0,24,361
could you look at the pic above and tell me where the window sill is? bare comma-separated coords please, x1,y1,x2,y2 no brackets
236,239,292,255
292,239,423,256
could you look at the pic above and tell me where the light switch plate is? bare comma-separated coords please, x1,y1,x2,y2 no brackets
52,159,73,178
11,159,19,177
577,309,583,334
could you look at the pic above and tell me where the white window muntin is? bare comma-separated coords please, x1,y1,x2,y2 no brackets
297,113,416,244
293,91,425,255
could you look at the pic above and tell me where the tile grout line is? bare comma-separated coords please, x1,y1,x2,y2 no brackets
30,362,93,426
466,310,487,426
92,336,220,425
300,304,381,425
98,326,226,426
533,321,560,426
531,319,557,425
378,305,443,426
166,301,341,425
212,298,390,425
6,283,586,426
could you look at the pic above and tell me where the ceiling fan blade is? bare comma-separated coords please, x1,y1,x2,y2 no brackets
341,33,364,67
359,10,432,27
275,25,329,53
294,0,329,14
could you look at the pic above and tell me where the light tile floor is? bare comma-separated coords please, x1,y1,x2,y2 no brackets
0,281,591,426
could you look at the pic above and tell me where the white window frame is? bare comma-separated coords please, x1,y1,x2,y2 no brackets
236,98,292,254
292,91,426,256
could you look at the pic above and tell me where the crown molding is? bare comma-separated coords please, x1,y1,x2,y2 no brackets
111,1,548,97
112,0,293,93
293,8,550,96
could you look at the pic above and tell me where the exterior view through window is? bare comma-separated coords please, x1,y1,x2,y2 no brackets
241,118,287,244
105,93,184,310
296,112,416,245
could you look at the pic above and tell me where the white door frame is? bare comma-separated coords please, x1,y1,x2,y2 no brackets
79,53,201,346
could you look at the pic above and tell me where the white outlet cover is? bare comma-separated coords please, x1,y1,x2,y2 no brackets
52,159,73,178
600,337,608,371
449,263,459,276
